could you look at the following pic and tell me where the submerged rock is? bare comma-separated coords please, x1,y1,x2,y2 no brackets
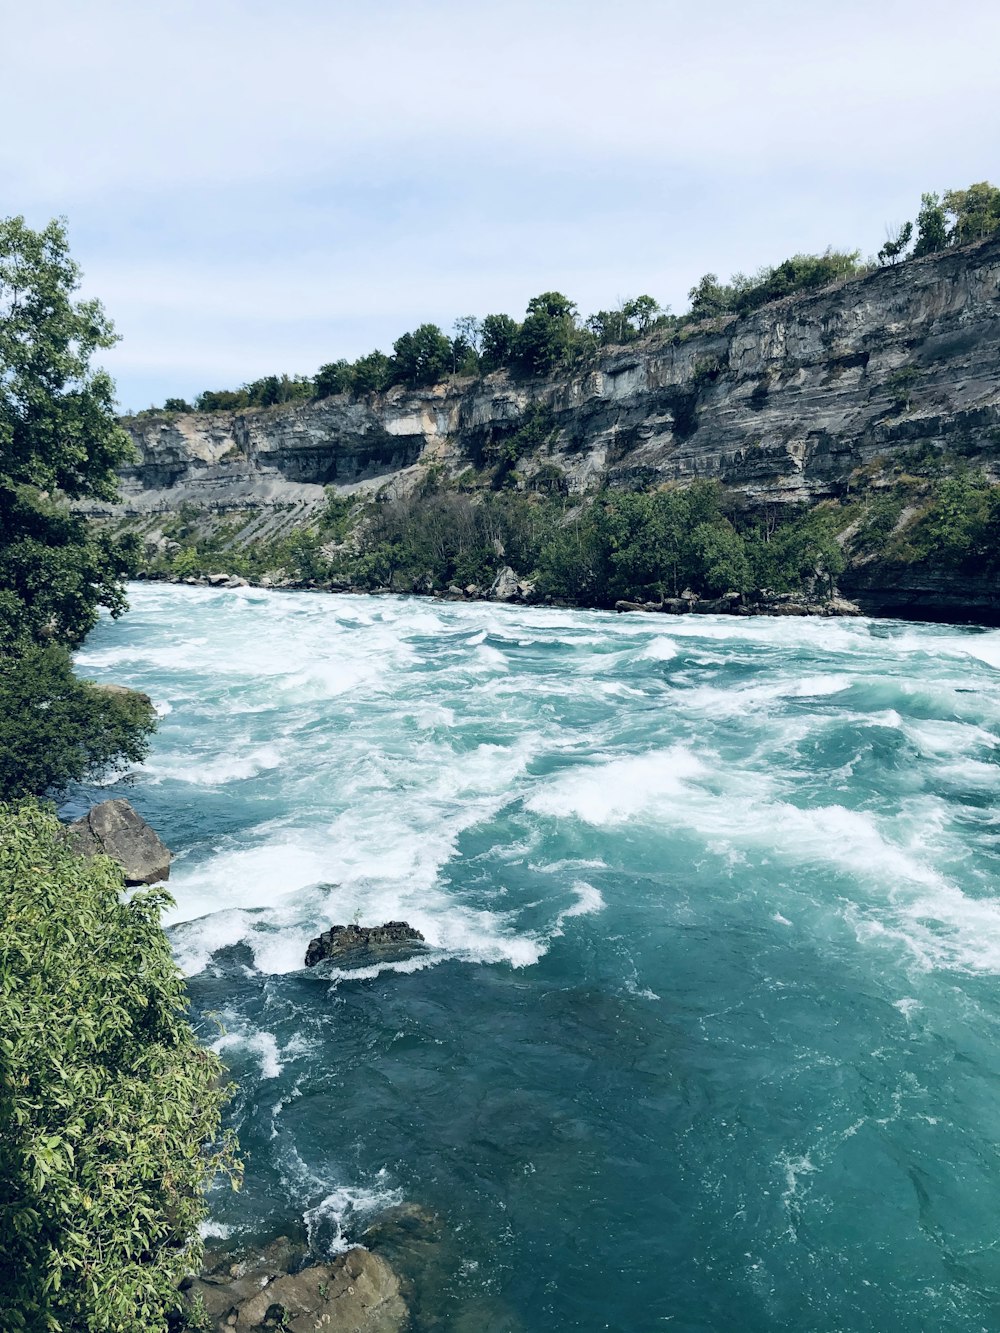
67,798,171,885
304,921,426,969
187,1244,406,1333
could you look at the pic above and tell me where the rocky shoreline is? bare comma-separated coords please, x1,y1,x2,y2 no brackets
134,565,869,620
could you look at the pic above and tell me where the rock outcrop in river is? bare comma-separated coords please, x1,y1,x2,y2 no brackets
305,921,426,969
67,798,171,885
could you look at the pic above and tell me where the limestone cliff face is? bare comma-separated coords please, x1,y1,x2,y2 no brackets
113,235,1000,518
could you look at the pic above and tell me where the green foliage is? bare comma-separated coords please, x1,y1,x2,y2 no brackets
391,324,453,387
480,314,521,371
0,214,155,798
193,388,249,413
162,398,192,413
0,646,155,799
903,471,1000,570
153,179,999,410
314,359,352,399
487,403,558,484
586,296,662,346
688,252,865,322
943,181,1000,246
687,273,735,321
912,192,949,257
516,292,580,375
0,485,140,652
0,800,239,1333
349,350,392,395
886,365,921,411
0,217,133,503
878,221,913,266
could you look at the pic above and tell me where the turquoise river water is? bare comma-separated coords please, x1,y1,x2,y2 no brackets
71,583,1000,1331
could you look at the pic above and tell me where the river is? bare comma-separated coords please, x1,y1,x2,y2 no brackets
72,583,1000,1331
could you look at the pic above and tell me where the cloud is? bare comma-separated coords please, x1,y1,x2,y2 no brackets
4,0,999,404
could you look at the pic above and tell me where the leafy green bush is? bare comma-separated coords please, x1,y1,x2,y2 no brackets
0,800,240,1332
0,646,155,800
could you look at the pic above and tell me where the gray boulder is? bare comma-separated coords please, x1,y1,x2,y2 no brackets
187,1244,406,1333
305,921,425,969
67,799,171,885
489,566,520,601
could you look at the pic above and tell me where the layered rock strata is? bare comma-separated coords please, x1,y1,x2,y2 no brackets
105,236,1000,520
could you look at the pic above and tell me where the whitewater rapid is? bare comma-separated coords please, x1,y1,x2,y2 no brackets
73,585,1000,1331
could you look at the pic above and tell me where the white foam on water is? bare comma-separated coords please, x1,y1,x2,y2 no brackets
848,880,1000,974
303,1178,404,1256
526,747,707,824
145,743,285,787
551,881,607,937
638,637,678,661
213,1028,285,1079
198,1220,236,1240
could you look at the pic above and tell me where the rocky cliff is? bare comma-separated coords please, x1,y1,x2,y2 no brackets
110,235,1000,523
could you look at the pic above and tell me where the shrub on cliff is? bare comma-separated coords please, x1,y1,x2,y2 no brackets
0,800,240,1332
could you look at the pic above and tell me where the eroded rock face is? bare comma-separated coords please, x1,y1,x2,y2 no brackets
186,1244,406,1333
305,921,425,969
99,235,1000,521
67,799,171,885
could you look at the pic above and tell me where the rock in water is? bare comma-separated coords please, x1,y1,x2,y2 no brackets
67,799,171,885
187,1245,407,1332
304,921,425,969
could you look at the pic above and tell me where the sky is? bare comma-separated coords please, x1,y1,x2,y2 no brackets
2,0,998,410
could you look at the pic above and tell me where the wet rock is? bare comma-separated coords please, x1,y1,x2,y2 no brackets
464,583,480,597
305,921,426,969
67,799,171,885
187,1245,406,1333
824,595,862,617
206,572,231,586
489,565,520,601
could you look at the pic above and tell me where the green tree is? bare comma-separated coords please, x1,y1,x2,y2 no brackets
349,349,392,395
0,800,239,1332
480,313,521,371
943,181,1000,246
314,358,352,399
0,218,132,504
912,192,949,257
687,273,735,320
877,221,913,266
194,387,250,412
0,647,154,799
162,397,192,412
391,324,453,387
0,215,155,796
516,292,579,375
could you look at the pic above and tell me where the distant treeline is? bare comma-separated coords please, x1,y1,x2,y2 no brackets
146,182,1000,415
